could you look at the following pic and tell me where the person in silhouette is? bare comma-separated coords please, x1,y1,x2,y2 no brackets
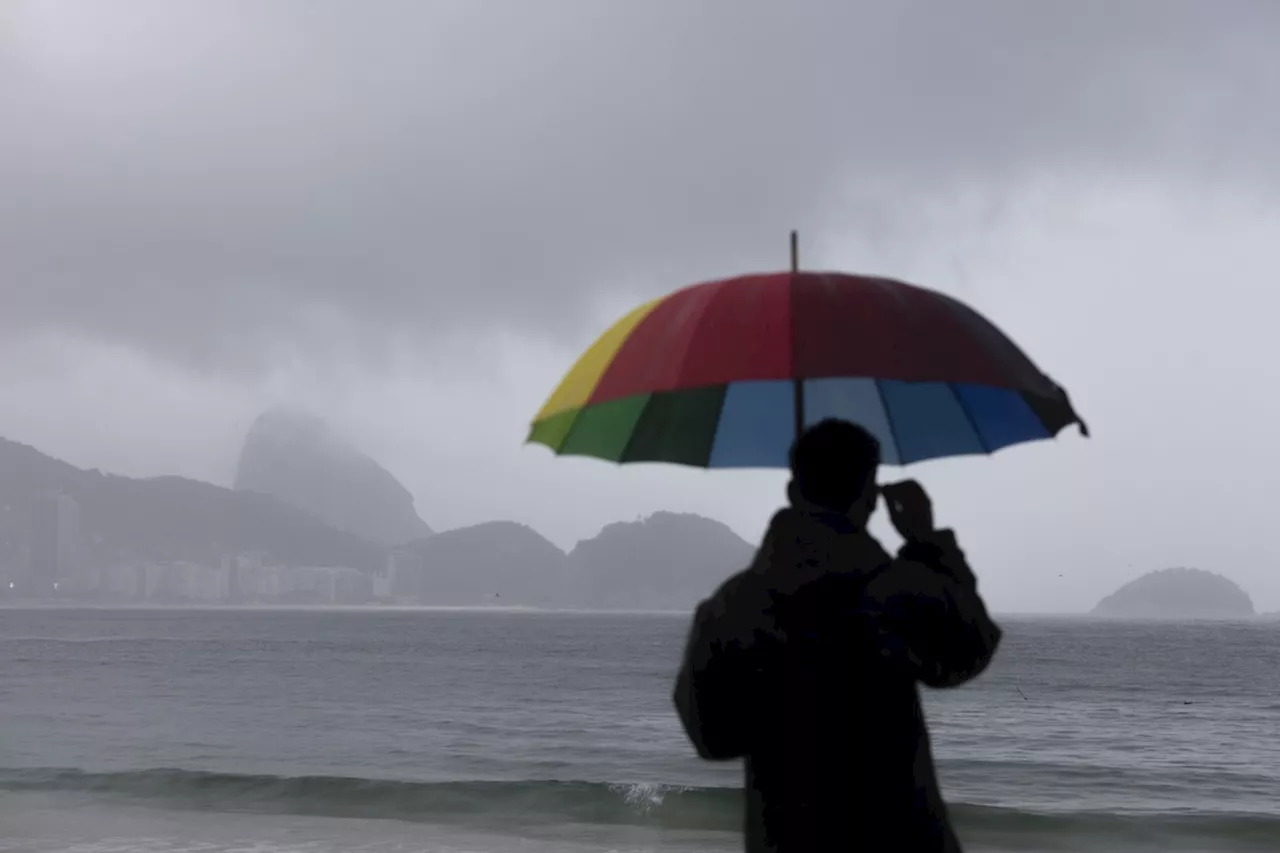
673,418,1002,852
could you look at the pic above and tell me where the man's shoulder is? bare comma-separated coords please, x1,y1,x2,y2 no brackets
695,563,765,618
714,561,770,602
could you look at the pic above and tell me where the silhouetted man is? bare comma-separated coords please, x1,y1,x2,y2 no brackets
674,419,1002,852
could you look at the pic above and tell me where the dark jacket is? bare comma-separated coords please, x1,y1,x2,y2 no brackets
673,508,1003,852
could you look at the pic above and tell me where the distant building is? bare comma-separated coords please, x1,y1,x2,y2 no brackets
99,564,143,600
217,558,236,602
334,567,370,603
282,566,336,602
143,563,166,599
386,550,423,601
29,493,79,594
371,569,393,601
237,563,283,600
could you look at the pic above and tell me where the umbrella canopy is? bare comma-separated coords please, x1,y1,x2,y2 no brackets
528,266,1085,469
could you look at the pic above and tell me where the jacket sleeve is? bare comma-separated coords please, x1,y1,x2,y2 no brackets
673,573,779,760
863,529,1003,689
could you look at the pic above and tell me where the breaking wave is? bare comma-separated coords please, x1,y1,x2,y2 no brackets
3,767,1278,849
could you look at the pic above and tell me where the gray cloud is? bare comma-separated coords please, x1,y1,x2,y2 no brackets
4,0,1279,373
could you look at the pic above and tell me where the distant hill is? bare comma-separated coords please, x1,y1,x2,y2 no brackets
233,410,432,548
1092,568,1255,619
394,513,755,610
0,434,759,610
567,512,754,610
0,437,383,573
400,521,571,606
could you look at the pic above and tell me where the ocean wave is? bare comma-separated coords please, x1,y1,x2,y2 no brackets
0,768,737,831
2,767,1278,848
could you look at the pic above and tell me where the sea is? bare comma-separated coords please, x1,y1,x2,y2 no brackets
1,608,1278,853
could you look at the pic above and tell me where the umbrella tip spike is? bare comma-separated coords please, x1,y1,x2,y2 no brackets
789,230,799,273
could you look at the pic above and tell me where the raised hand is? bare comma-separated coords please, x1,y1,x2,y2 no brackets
880,479,935,543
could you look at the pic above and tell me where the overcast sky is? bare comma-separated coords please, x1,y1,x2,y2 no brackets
3,0,1280,613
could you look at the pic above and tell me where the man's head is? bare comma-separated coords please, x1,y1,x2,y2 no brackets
787,419,881,527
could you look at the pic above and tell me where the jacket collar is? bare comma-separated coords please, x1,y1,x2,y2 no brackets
764,506,858,538
757,506,892,577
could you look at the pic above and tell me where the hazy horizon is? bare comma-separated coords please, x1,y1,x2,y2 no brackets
9,427,1272,617
1,605,1275,617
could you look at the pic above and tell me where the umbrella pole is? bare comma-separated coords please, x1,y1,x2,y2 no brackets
790,230,805,441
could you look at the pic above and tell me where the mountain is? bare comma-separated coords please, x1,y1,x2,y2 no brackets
233,410,432,548
399,521,571,606
0,437,383,575
395,513,756,610
0,434,759,611
567,512,754,610
1091,568,1255,619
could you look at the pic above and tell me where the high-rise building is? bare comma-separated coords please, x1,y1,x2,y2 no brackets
29,493,79,594
219,555,239,602
386,550,423,602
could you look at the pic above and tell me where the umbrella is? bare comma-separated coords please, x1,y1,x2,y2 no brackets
527,232,1086,468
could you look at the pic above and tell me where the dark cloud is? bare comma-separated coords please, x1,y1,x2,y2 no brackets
3,0,1278,373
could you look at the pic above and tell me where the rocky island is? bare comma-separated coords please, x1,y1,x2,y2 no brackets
1091,568,1255,619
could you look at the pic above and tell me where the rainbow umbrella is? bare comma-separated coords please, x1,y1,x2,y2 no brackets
528,233,1086,468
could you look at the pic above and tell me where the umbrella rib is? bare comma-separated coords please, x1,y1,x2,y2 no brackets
551,405,591,459
871,379,905,465
701,383,731,468
616,393,654,464
947,382,991,455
